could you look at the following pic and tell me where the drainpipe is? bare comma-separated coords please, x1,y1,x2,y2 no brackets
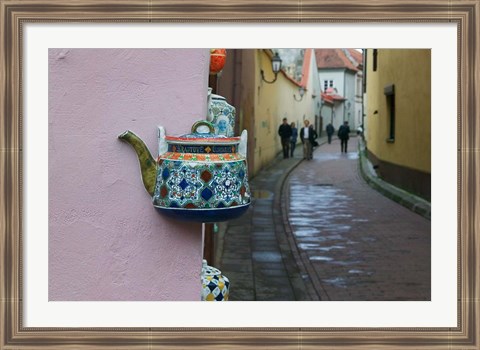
232,49,242,133
362,49,366,141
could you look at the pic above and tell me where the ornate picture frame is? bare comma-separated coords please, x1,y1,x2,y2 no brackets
1,0,478,348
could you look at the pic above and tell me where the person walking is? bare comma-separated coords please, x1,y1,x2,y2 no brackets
290,122,298,157
278,118,293,159
300,119,318,160
337,121,351,153
326,122,334,144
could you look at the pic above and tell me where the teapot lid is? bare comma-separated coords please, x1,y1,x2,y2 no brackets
210,93,226,101
165,120,240,144
201,259,223,276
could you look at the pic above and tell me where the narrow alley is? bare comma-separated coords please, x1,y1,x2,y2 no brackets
217,136,431,301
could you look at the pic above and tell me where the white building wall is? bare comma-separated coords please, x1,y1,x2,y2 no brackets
319,66,363,131
319,69,345,128
307,53,323,135
354,71,363,130
319,70,345,95
343,72,356,127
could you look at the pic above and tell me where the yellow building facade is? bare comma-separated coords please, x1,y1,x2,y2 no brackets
254,49,321,174
217,49,321,177
364,49,431,200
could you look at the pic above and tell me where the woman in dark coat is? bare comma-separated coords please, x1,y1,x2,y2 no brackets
290,122,298,157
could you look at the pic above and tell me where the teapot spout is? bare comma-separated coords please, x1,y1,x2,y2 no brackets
118,130,157,196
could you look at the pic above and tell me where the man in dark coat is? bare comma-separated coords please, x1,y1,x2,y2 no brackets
326,123,334,144
300,119,318,160
278,118,293,159
337,121,351,153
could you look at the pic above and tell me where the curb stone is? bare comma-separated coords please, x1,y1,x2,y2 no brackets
357,138,431,220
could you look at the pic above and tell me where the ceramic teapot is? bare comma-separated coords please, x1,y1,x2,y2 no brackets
207,90,236,137
118,120,250,223
201,259,230,301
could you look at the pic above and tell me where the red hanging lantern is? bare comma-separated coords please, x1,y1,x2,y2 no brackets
209,49,227,75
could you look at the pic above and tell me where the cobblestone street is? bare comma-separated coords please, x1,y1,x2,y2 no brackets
287,137,430,300
217,136,431,301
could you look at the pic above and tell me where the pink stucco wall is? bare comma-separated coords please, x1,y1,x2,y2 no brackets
48,49,208,300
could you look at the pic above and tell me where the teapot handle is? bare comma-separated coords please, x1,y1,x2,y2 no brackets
191,120,215,134
158,126,168,156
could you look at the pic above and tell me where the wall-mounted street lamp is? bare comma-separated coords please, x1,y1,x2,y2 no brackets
260,52,282,84
293,86,306,102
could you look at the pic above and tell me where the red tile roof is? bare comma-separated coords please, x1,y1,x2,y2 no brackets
315,49,362,72
322,90,345,104
322,89,345,104
321,93,334,105
272,49,314,90
299,48,312,88
347,49,363,66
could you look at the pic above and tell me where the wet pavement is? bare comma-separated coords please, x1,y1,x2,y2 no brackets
216,136,431,301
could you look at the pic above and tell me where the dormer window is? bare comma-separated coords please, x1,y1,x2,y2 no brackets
323,80,334,91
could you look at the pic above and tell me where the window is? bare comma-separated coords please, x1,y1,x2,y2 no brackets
356,77,362,97
384,84,395,142
323,80,334,91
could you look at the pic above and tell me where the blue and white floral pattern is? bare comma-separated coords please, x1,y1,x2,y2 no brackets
153,160,250,210
209,94,236,137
